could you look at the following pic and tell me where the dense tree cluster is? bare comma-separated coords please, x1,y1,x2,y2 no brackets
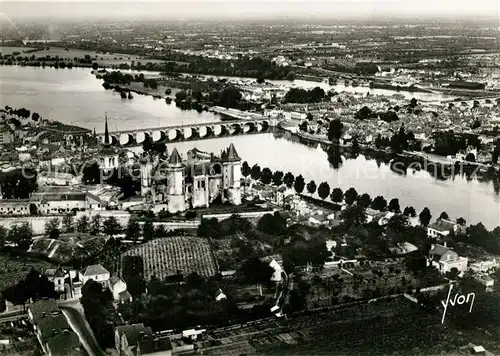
374,127,420,152
492,139,500,164
282,226,330,272
118,273,241,332
432,131,482,157
173,87,245,111
122,256,146,298
81,280,119,349
355,106,375,120
159,55,294,80
102,71,134,85
457,223,500,255
283,87,326,103
198,214,253,239
327,119,344,142
0,169,38,199
2,268,57,307
325,62,379,75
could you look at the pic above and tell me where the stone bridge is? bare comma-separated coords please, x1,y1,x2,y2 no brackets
96,117,278,146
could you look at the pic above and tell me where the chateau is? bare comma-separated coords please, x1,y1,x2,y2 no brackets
140,144,242,213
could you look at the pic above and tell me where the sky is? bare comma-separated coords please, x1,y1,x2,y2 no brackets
0,0,499,21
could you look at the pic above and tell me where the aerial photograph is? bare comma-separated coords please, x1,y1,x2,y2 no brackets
0,0,498,355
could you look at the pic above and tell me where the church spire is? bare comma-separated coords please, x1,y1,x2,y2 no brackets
104,113,110,145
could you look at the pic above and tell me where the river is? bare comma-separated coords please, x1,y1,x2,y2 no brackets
0,65,498,229
0,66,219,132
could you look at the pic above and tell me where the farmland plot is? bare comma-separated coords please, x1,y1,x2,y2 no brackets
122,236,217,280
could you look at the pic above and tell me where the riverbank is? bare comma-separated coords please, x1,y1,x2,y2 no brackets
291,128,499,179
369,81,432,93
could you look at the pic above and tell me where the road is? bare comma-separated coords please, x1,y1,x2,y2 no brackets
60,305,106,356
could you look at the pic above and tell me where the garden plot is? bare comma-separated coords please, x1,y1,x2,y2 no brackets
122,236,217,280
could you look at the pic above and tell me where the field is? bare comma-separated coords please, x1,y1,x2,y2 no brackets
192,297,449,356
0,47,36,55
0,253,54,292
0,46,163,66
301,259,446,309
121,236,217,280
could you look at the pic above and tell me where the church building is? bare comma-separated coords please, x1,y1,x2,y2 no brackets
98,115,119,171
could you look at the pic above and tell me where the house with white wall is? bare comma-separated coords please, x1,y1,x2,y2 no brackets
79,264,110,288
428,243,468,275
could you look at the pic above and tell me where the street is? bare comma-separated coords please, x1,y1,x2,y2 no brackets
61,305,106,356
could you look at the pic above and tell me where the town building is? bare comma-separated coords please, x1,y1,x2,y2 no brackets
44,265,130,303
79,264,110,288
0,199,32,215
428,243,468,275
109,276,133,303
98,115,119,171
261,255,284,282
37,171,80,186
427,219,458,238
140,144,242,214
45,266,66,293
0,124,14,145
469,259,498,274
28,299,83,356
35,192,103,214
115,323,173,356
215,288,227,302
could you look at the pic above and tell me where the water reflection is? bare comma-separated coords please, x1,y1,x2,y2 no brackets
327,145,343,169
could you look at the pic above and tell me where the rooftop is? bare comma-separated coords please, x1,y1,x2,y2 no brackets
429,244,453,258
45,266,66,278
428,219,457,232
81,264,109,276
46,330,82,356
29,299,59,322
221,143,241,162
37,313,70,342
116,323,157,353
168,148,183,165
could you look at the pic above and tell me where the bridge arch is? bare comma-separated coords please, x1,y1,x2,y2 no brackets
168,128,183,141
199,126,213,138
152,130,167,142
243,122,257,133
257,120,270,132
228,123,242,135
213,124,228,137
120,133,135,146
183,127,199,140
135,132,151,144
100,135,119,145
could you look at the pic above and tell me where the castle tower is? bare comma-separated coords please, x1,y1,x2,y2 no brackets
140,156,153,197
221,143,241,205
166,148,186,213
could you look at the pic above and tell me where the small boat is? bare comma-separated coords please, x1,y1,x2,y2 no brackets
120,91,127,99
128,92,133,99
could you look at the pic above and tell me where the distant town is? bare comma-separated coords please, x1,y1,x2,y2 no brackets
0,13,499,356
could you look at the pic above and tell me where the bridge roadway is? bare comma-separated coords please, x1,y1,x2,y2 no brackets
96,116,278,146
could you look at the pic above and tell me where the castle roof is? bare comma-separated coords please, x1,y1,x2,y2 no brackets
168,148,183,165
221,143,240,162
81,264,109,276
